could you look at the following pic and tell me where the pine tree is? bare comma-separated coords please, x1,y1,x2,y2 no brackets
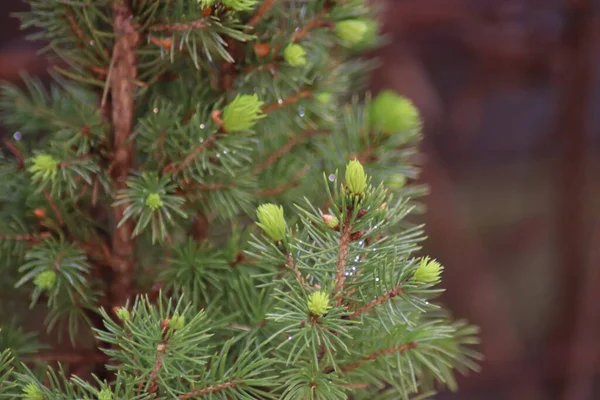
0,1,480,399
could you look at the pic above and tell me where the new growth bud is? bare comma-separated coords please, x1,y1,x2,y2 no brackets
28,154,59,181
256,203,286,242
307,291,331,317
335,19,368,46
34,270,56,290
322,214,339,229
413,257,444,283
222,94,265,132
345,159,368,195
97,388,113,400
22,383,44,400
169,313,186,330
370,90,421,134
145,193,163,210
316,92,332,104
222,0,259,11
284,44,307,66
115,307,130,322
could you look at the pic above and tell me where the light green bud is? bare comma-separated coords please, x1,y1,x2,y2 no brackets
335,19,368,46
222,94,265,132
115,307,130,322
370,90,421,134
284,44,307,66
256,203,286,242
22,383,44,400
345,159,367,195
97,388,112,400
316,92,332,104
28,154,59,181
145,193,163,210
34,270,56,290
222,0,259,11
413,257,443,283
307,291,331,317
322,214,339,229
169,313,186,330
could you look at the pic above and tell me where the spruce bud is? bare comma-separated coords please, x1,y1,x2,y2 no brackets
97,388,112,400
345,159,367,195
322,214,339,229
145,193,163,210
316,92,332,104
115,307,130,322
256,203,286,242
22,383,44,400
28,154,59,181
34,270,56,290
307,291,331,317
169,313,186,330
335,19,368,46
284,44,307,66
222,94,265,132
413,257,443,283
370,90,420,134
222,0,259,11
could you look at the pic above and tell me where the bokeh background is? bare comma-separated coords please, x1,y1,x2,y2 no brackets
1,0,599,399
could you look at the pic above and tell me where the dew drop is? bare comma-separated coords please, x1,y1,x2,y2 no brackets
13,131,22,141
223,150,228,154
375,277,380,282
199,138,204,143
89,40,95,46
200,124,205,129
287,336,293,341
299,105,305,117
153,108,159,113
328,174,335,182
216,153,221,158
352,266,356,271
277,98,283,104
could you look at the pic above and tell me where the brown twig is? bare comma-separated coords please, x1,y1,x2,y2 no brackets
256,164,310,197
248,0,278,27
149,19,207,32
64,7,89,45
163,134,218,174
109,0,140,307
349,286,403,318
262,89,311,113
334,223,352,306
341,343,417,373
253,130,324,173
178,380,239,399
0,232,51,242
292,12,332,43
43,190,65,226
286,251,308,288
2,140,25,169
147,343,167,394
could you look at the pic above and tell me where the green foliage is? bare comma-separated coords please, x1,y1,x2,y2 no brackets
0,0,479,399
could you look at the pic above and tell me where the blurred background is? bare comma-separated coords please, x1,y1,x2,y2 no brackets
1,0,599,398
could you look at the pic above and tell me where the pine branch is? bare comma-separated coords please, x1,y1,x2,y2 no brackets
349,285,404,318
341,342,417,373
263,89,311,113
43,190,65,226
292,11,333,43
178,380,239,399
0,232,51,242
248,0,278,27
109,0,140,307
253,130,325,173
147,342,167,394
256,164,310,196
1,139,24,169
334,223,352,306
149,19,207,33
286,251,308,289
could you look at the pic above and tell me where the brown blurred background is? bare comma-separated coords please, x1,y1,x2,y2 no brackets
1,0,599,399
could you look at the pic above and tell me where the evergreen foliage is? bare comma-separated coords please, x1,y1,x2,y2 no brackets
0,0,480,399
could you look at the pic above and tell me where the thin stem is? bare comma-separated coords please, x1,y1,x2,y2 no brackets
248,0,278,27
256,164,310,197
0,232,51,242
178,380,239,399
2,140,24,169
253,130,325,173
341,343,417,373
147,343,167,394
262,89,311,113
349,285,403,318
334,222,352,306
149,19,207,32
286,251,308,288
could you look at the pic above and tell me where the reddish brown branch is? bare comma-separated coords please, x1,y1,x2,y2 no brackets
349,286,403,318
64,7,89,45
341,342,417,373
109,0,140,307
147,343,167,394
149,19,207,32
0,232,51,242
256,164,310,197
292,11,332,42
253,130,324,173
286,251,308,288
248,0,278,27
43,190,65,226
262,90,311,113
2,140,25,169
334,223,352,306
178,380,239,399
163,134,218,174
